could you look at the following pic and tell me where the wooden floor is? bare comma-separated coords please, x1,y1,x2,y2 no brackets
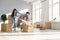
0,29,60,40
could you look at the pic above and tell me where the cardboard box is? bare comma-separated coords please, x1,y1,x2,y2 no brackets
8,15,12,20
40,26,46,30
21,24,34,32
1,23,12,32
8,20,12,24
45,22,51,29
34,22,41,28
28,26,33,32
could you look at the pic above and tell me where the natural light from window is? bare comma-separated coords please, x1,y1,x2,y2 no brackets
32,0,42,23
49,0,59,22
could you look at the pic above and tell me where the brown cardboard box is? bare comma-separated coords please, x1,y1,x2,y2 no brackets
8,15,12,24
28,26,33,32
1,23,12,32
40,26,46,30
34,22,40,28
8,20,12,24
37,24,40,28
40,22,51,30
21,24,34,32
45,22,51,29
8,23,12,32
8,15,12,20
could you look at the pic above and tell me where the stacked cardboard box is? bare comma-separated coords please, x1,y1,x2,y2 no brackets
1,15,12,32
8,15,12,32
1,23,12,32
8,15,12,24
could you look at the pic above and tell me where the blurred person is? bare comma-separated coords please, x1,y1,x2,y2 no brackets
11,8,21,31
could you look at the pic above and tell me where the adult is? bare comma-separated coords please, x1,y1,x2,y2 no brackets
17,12,31,27
11,9,18,31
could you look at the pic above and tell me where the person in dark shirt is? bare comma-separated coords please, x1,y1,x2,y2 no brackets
17,12,30,27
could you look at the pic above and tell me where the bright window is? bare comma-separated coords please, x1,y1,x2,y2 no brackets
49,6,52,21
53,4,59,21
35,10,40,22
49,0,52,5
53,0,59,3
32,1,42,23
49,0,59,22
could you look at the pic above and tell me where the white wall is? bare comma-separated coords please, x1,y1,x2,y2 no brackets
0,0,32,21
41,0,49,22
39,0,49,26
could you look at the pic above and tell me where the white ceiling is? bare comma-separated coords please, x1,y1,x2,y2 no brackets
23,0,35,2
23,0,47,3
